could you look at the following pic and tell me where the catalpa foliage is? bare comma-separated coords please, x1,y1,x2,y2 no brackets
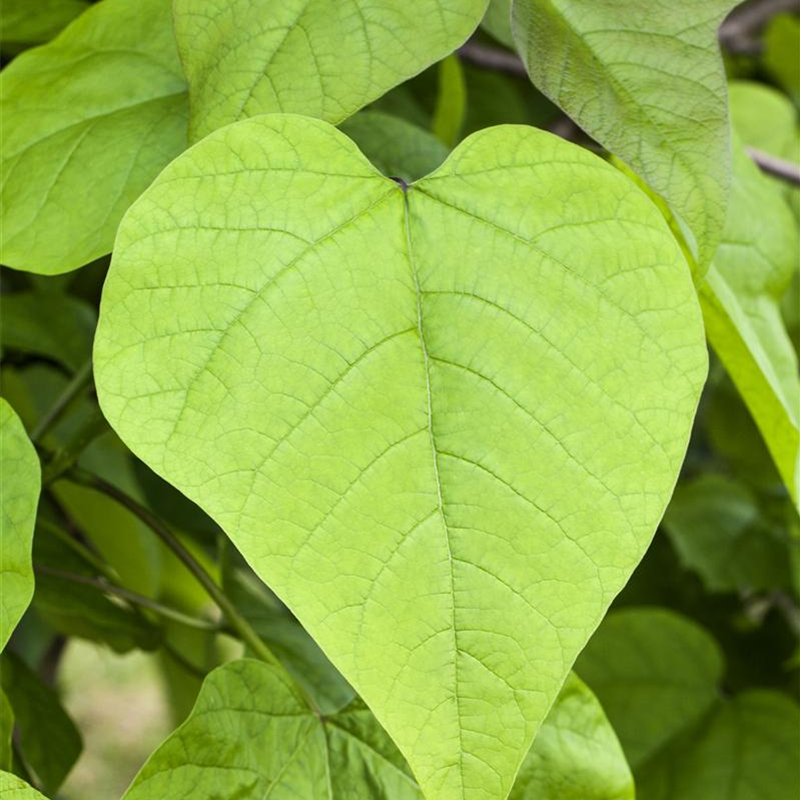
0,1,798,799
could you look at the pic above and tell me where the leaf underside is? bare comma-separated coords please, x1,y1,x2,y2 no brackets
512,0,734,273
95,115,707,800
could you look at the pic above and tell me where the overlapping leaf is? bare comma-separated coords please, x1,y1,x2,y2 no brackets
0,400,39,652
173,0,488,141
512,0,735,272
0,0,88,53
95,115,706,800
0,0,188,274
700,141,800,507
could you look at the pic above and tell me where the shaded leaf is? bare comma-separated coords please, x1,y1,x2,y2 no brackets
512,0,734,272
0,292,95,372
94,115,706,800
0,691,12,773
576,607,723,769
0,652,82,795
339,111,450,184
663,474,793,593
0,0,188,274
173,0,488,141
432,56,467,147
0,400,39,652
482,0,513,48
763,14,800,106
0,0,88,54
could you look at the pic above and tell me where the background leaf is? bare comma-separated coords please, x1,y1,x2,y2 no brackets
512,0,735,272
0,772,47,800
0,400,40,652
0,0,88,55
173,0,488,141
0,0,188,274
94,115,706,800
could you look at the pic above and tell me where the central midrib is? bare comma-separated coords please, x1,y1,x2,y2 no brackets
402,188,464,790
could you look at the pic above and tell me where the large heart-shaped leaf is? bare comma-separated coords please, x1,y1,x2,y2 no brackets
0,399,40,652
511,0,735,273
700,141,800,507
0,0,188,274
173,0,488,141
94,115,706,800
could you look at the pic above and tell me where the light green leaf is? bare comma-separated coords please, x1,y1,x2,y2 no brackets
0,292,96,372
173,0,488,141
482,0,514,48
0,652,82,795
510,673,633,800
94,115,706,800
512,0,734,272
576,607,723,769
0,399,40,652
700,141,800,507
0,772,47,800
122,658,422,800
432,56,467,147
0,0,188,274
0,0,88,52
339,112,450,184
663,474,793,593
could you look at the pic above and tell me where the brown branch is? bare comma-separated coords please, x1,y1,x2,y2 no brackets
747,147,800,185
457,42,527,77
719,0,800,54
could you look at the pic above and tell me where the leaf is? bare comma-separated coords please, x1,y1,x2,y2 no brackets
0,0,88,53
663,474,793,593
482,0,514,48
339,112,450,184
432,56,467,147
122,658,422,800
32,521,162,653
512,0,734,272
0,652,82,794
510,673,633,800
0,292,96,372
0,691,12,773
172,0,488,141
729,81,799,165
638,690,800,800
763,14,800,107
575,607,723,769
576,607,800,800
0,399,40,652
0,0,188,274
700,141,800,507
94,115,707,800
0,772,47,800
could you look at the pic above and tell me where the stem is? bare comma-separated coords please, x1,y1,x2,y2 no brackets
36,516,118,583
64,467,285,670
30,359,93,443
42,408,108,486
35,565,221,631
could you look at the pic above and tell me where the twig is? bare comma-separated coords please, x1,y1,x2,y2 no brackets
457,42,527,77
34,565,221,632
747,147,800,186
63,467,294,679
29,359,93,442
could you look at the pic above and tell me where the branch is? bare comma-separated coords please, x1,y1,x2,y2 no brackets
457,42,527,77
30,359,93,442
747,147,800,186
719,0,800,54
